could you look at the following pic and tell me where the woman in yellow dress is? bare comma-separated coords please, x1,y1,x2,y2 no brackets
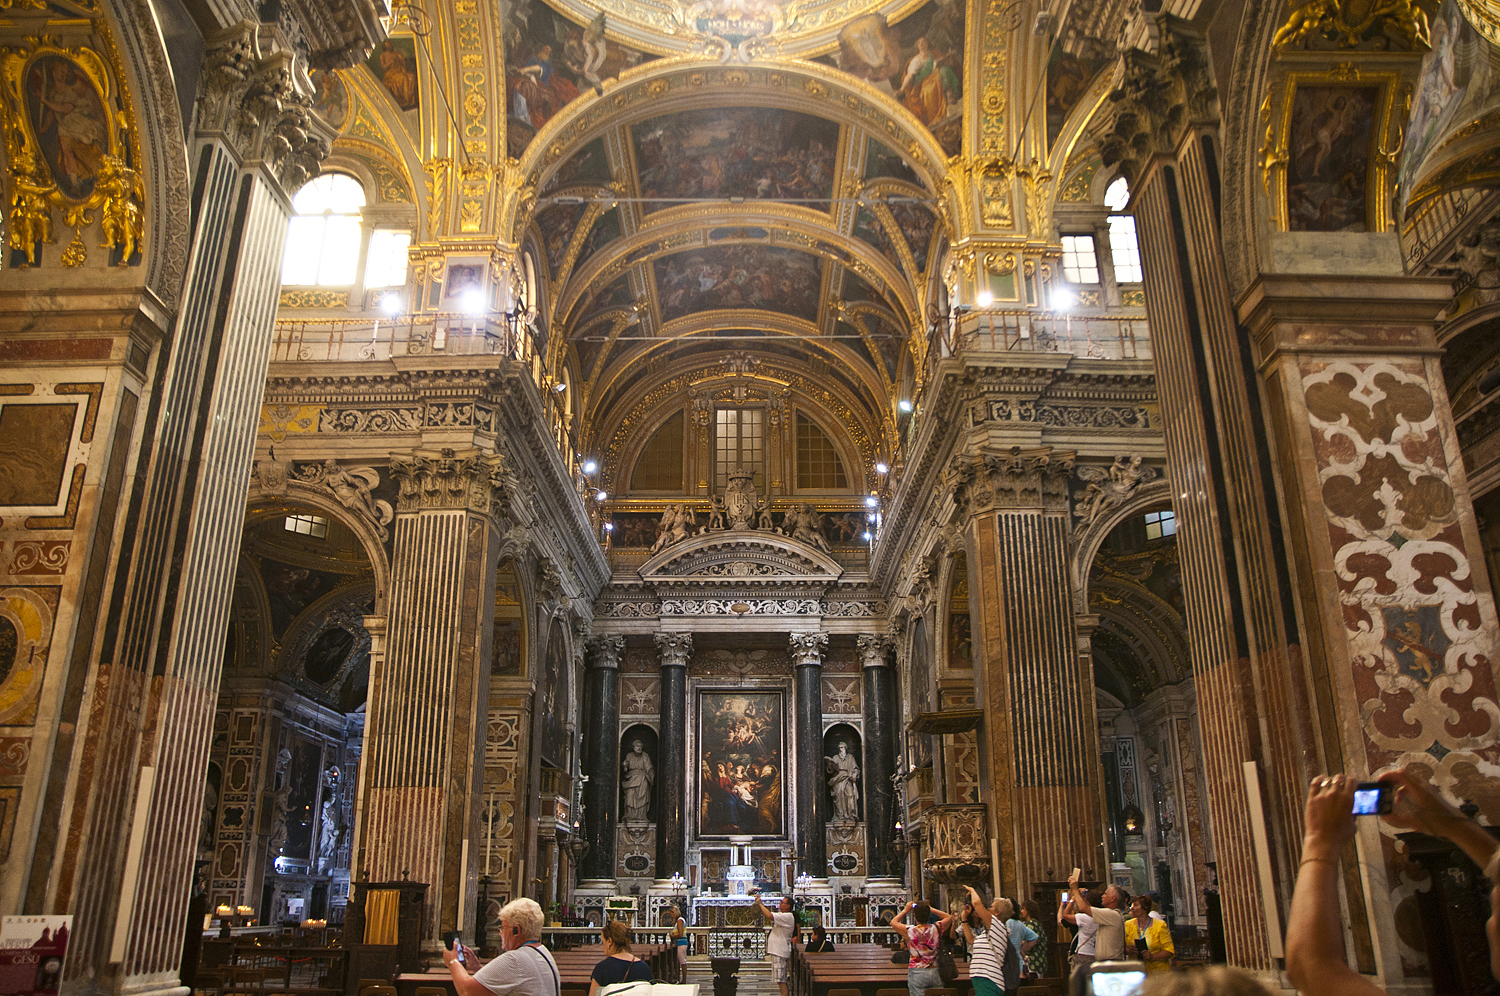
1124,895,1174,973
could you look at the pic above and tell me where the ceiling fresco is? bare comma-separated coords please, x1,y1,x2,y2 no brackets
653,244,823,321
632,107,840,207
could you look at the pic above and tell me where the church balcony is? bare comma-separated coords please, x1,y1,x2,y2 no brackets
270,314,546,378
929,308,1152,367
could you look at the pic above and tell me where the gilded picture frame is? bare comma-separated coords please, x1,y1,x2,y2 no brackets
1,37,144,263
1260,65,1406,234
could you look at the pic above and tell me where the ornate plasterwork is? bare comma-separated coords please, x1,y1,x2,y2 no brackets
945,445,1076,517
1099,16,1218,184
388,447,536,530
198,21,336,195
639,531,844,584
1,34,144,266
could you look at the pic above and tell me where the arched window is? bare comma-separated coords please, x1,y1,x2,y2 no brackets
280,174,411,293
282,174,366,286
1104,177,1143,283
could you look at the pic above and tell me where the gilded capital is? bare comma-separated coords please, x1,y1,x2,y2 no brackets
655,632,693,668
1100,16,1218,183
789,632,829,668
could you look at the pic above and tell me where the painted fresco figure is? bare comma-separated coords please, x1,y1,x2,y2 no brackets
30,58,107,199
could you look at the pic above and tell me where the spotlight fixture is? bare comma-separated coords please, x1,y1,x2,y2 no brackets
379,293,403,316
583,460,598,474
875,462,889,474
864,496,878,508
596,490,608,501
975,290,994,307
553,381,568,393
1053,288,1076,312
898,399,913,413
460,288,487,315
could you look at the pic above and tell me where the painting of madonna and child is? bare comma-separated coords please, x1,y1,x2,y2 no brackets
699,691,785,838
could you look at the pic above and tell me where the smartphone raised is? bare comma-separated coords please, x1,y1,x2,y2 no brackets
443,930,464,955
1082,963,1146,996
1351,782,1393,816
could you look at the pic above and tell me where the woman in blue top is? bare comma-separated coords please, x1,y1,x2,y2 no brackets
589,921,654,996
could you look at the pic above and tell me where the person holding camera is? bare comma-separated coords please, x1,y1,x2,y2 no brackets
891,900,954,996
443,898,559,996
1287,768,1500,994
956,886,1008,996
1058,872,1125,975
751,891,798,996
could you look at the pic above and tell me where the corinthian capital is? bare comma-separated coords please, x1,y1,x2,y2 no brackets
587,635,627,670
655,632,693,668
1100,15,1217,183
389,447,514,518
789,632,829,668
946,446,1076,516
198,21,334,194
857,634,893,669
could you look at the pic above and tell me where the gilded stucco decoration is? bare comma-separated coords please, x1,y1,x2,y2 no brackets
1273,0,1431,50
1,36,144,266
1455,0,1500,47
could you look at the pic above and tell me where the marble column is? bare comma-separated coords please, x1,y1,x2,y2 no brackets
654,632,692,880
580,635,625,885
1237,274,1499,984
791,632,830,877
950,446,1105,895
359,449,503,942
859,635,899,884
23,26,345,993
1102,15,1327,972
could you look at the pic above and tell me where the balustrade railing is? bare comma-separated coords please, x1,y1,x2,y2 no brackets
928,308,1151,367
270,315,544,366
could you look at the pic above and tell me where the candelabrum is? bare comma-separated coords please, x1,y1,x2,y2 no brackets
215,904,255,938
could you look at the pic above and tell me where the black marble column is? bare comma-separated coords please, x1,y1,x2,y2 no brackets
791,632,829,877
655,632,692,880
580,635,625,884
859,635,898,881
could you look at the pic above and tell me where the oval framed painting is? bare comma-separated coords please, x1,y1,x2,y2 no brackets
23,53,112,202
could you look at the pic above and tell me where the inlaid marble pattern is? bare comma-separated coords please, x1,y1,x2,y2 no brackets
1303,357,1500,973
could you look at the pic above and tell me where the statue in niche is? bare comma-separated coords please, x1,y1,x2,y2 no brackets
825,742,860,823
319,795,341,871
267,782,292,858
622,739,655,823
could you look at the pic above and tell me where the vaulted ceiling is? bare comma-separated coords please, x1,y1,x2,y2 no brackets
522,85,949,462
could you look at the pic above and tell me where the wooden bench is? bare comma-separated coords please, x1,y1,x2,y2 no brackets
792,944,972,996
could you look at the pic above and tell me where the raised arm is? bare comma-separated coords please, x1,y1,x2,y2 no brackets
890,902,911,928
964,886,993,929
1068,871,1092,916
1284,775,1388,996
1380,766,1500,869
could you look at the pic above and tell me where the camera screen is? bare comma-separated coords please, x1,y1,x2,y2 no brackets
1089,970,1146,996
1352,788,1382,815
